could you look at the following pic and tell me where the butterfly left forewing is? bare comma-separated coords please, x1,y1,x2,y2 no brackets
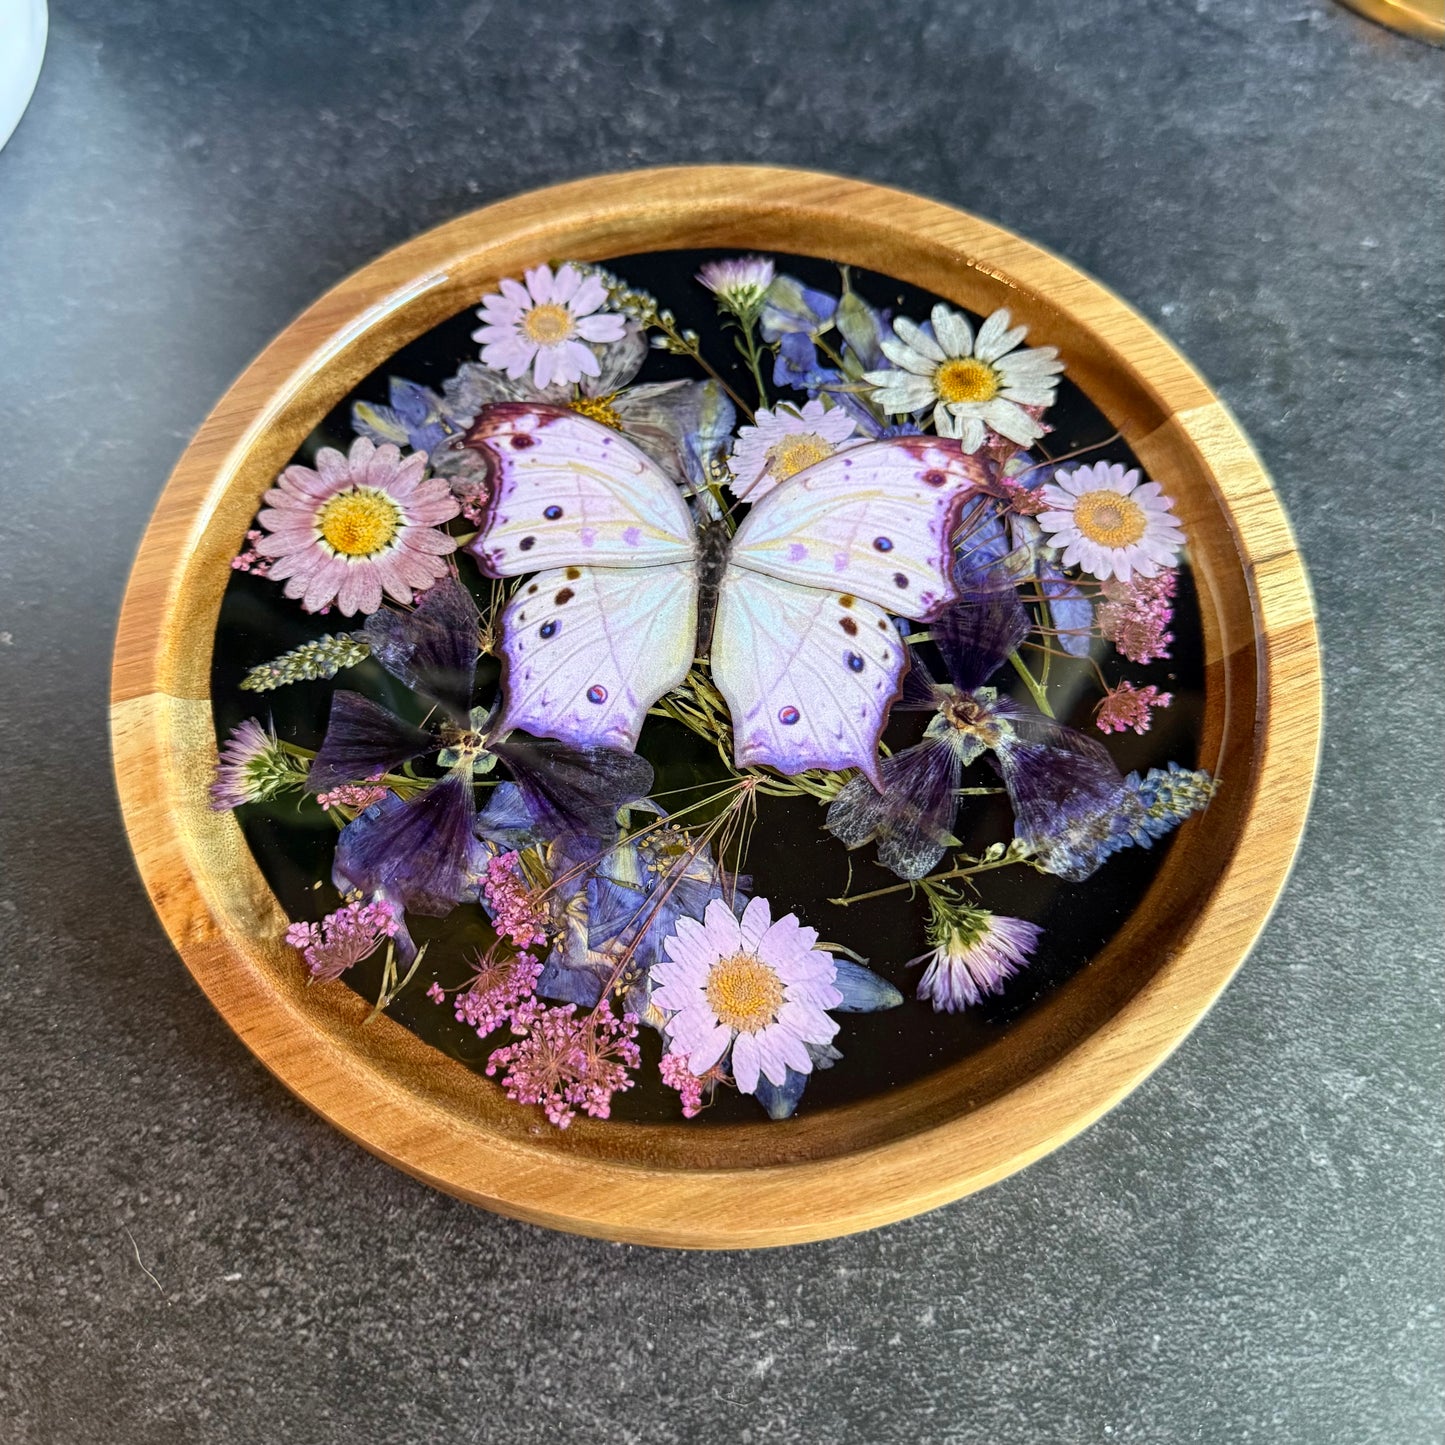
463,404,699,576
728,437,996,621
710,566,904,787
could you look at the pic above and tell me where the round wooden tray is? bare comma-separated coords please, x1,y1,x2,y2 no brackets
110,166,1321,1248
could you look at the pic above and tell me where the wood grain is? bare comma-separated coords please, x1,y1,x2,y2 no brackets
110,166,1322,1248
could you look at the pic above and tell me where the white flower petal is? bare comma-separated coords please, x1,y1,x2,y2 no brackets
731,1031,761,1094
930,304,974,358
891,316,946,364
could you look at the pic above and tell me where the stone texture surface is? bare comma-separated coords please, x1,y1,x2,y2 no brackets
0,2,1440,1441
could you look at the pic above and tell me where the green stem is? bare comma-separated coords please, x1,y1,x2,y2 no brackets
736,324,770,412
1007,649,1054,718
829,854,1025,908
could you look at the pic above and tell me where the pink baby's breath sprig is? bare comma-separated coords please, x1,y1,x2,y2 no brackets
1096,681,1173,736
454,948,544,1038
231,528,272,577
1098,569,1177,664
659,1051,727,1119
316,780,389,812
486,1001,640,1129
481,850,549,951
285,898,399,983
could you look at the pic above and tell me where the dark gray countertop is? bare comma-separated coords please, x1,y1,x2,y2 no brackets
1,2,1440,1441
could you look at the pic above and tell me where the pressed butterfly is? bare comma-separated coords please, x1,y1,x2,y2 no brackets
462,403,996,786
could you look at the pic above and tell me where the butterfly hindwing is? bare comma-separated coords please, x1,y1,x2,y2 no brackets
726,437,995,620
496,562,699,752
710,567,905,787
463,404,699,576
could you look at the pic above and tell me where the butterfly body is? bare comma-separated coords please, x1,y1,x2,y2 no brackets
463,404,995,786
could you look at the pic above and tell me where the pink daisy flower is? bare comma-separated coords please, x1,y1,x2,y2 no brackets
726,398,864,501
652,895,841,1097
1037,461,1184,582
255,437,459,616
471,263,627,391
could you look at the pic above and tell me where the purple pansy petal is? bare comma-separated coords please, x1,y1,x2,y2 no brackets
489,732,653,845
333,769,481,917
826,737,963,881
362,578,478,724
308,691,432,793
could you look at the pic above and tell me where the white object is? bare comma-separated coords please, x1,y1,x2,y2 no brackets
0,0,47,151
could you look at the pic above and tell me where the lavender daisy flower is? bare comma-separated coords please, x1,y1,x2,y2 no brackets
652,895,840,1098
471,263,627,392
1037,461,1184,582
210,718,308,810
254,437,460,617
911,901,1042,1012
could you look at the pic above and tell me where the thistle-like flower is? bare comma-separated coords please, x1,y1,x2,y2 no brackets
210,718,309,810
697,256,776,322
911,889,1041,1012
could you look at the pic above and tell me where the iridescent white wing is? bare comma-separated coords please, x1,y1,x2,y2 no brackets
710,567,905,788
496,563,698,752
727,437,994,620
464,404,698,576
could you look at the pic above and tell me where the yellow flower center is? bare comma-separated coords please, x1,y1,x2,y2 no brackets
1072,489,1148,548
567,391,625,430
705,951,785,1034
521,302,575,345
317,487,403,557
766,432,834,481
934,356,1000,404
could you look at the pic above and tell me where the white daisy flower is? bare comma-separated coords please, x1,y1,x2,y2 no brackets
725,398,863,501
864,304,1063,452
1037,461,1185,581
471,263,627,392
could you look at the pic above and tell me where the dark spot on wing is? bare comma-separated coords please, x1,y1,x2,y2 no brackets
566,567,582,580
923,469,946,486
544,505,563,520
540,620,557,638
555,587,575,604
512,434,536,450
893,572,909,588
519,536,535,552
839,594,855,608
840,616,858,636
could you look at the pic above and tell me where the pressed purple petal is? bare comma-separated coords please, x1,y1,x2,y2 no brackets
362,578,478,724
932,583,1031,693
333,769,480,917
990,697,1128,880
825,738,962,881
488,731,654,844
308,690,431,793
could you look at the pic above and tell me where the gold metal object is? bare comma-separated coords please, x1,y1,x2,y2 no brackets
1338,0,1445,45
